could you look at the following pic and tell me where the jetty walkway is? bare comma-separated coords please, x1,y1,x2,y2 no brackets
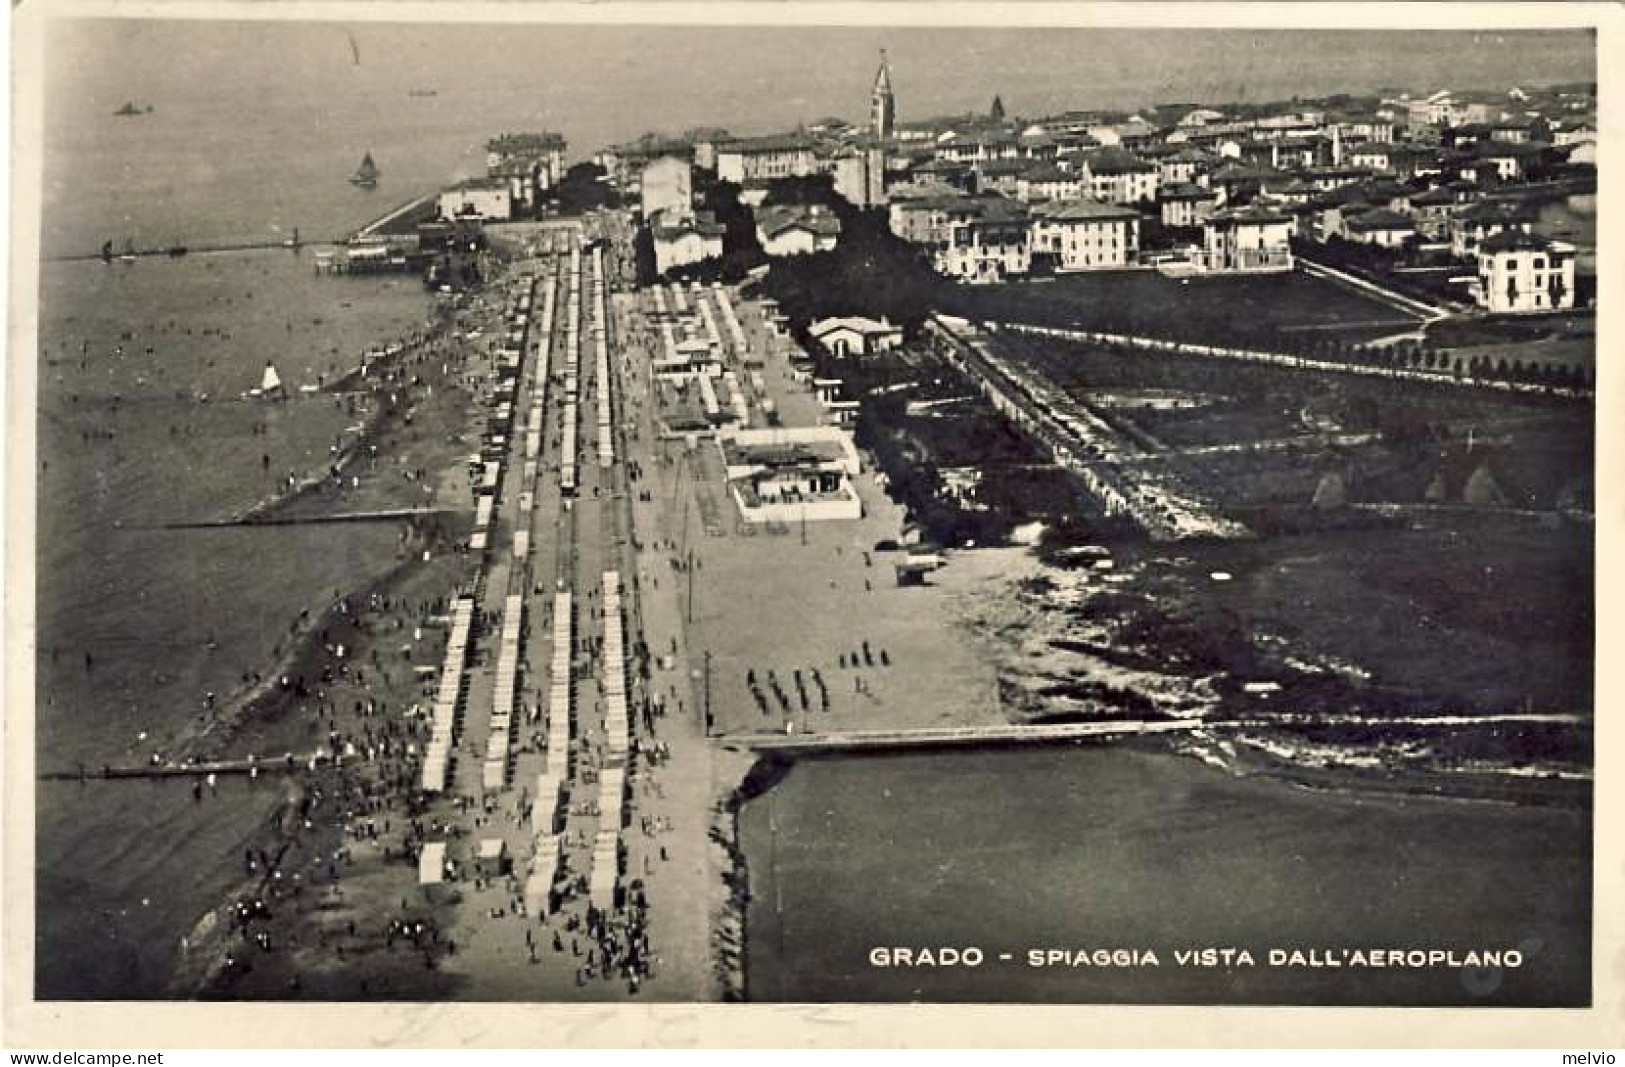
40,751,334,781
158,506,456,530
716,718,1200,754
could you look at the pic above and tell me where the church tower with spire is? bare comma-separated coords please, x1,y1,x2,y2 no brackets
871,50,896,141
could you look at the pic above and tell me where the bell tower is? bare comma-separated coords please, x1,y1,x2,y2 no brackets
871,50,895,141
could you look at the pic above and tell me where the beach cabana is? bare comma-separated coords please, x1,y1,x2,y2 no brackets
476,838,509,878
418,841,447,887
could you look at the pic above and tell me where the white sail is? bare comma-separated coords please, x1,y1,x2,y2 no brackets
260,363,283,394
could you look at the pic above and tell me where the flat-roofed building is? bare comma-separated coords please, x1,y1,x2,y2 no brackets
439,179,513,222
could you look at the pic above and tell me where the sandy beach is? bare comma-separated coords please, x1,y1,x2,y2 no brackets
34,208,1591,1007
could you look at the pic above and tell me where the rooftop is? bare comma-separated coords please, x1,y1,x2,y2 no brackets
1480,230,1570,255
979,157,1038,177
1208,202,1291,226
1454,198,1540,223
1160,181,1219,201
721,132,817,155
487,132,566,155
651,209,727,240
1408,186,1459,206
755,203,844,240
1344,207,1416,231
1081,146,1157,175
811,315,902,338
1033,198,1142,222
1018,163,1074,183
724,439,849,469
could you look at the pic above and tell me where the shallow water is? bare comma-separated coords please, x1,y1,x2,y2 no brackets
740,745,1590,1005
34,251,433,997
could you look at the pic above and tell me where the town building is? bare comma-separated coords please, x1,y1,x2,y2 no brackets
1342,207,1418,249
596,134,694,192
640,155,694,221
933,195,1032,283
650,209,726,274
720,427,864,524
1016,164,1085,204
810,316,905,358
485,132,567,209
977,157,1038,197
716,133,821,184
1200,203,1294,273
1158,147,1214,186
1475,231,1576,314
754,203,844,256
1331,114,1397,144
1158,182,1220,229
1407,185,1462,241
936,129,1022,166
1078,146,1159,205
886,188,970,247
438,178,513,222
1029,198,1141,271
686,127,732,171
1451,198,1538,258
833,145,887,208
1204,163,1284,204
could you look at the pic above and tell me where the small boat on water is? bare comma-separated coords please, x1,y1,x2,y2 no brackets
350,152,379,189
249,362,287,400
118,239,138,263
114,101,151,117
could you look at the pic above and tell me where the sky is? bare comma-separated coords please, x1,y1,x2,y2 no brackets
40,20,1597,157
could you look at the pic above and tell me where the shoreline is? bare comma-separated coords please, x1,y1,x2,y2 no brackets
100,276,482,999
156,311,469,770
39,209,1591,1004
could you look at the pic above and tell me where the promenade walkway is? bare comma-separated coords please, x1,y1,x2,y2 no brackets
718,718,1200,754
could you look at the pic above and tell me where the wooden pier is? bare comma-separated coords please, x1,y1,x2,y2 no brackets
714,717,1200,754
39,751,334,782
50,238,313,264
158,506,457,530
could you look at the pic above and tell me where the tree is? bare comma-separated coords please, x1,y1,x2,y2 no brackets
631,224,657,286
555,162,621,215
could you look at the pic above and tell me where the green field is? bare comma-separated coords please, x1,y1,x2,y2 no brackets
941,267,1423,349
989,328,1594,724
995,330,1593,510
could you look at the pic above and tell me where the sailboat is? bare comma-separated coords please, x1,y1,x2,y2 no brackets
251,362,286,400
350,151,379,189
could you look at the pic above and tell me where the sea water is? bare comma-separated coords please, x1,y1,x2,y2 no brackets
739,746,1591,1005
31,18,1596,1001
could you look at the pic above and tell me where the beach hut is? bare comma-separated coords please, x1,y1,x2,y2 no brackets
476,838,509,878
418,842,448,887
